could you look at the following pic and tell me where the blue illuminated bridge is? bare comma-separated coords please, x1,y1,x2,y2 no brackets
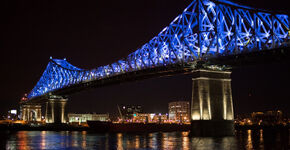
27,0,290,102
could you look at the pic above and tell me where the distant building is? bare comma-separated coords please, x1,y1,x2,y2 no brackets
251,110,283,125
168,101,190,123
236,110,285,125
68,113,110,124
120,105,143,120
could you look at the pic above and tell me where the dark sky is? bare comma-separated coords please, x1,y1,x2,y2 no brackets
1,0,289,117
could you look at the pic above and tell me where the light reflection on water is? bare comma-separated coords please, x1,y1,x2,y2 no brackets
1,129,288,150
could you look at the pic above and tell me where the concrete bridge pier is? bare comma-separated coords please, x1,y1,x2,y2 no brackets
45,97,68,124
190,69,234,136
20,103,42,122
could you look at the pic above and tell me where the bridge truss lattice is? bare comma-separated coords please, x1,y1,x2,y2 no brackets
28,0,289,99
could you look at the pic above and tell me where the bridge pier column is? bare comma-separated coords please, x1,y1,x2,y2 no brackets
190,69,234,136
20,103,42,122
45,97,67,124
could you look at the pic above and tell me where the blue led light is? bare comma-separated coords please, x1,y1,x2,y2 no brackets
28,0,290,99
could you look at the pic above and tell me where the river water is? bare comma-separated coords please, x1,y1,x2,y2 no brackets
0,129,289,150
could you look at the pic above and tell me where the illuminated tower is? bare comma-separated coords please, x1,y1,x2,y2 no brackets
45,95,68,124
191,68,234,136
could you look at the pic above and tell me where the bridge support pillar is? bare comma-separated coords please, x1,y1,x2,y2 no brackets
190,69,234,136
20,103,42,122
45,97,67,124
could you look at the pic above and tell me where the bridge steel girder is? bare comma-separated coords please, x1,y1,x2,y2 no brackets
27,0,289,100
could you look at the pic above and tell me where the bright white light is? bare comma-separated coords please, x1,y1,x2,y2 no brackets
207,2,215,9
172,16,180,23
192,113,200,120
150,114,155,120
265,32,270,38
161,27,168,33
10,110,17,115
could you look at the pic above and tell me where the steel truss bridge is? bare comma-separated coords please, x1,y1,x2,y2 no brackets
27,0,290,101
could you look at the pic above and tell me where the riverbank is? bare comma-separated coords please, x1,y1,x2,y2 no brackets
0,122,191,132
0,122,288,132
0,124,89,131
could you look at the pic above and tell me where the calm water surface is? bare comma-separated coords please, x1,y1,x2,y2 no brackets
0,129,289,150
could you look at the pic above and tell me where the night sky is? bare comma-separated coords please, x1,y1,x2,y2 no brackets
1,0,289,117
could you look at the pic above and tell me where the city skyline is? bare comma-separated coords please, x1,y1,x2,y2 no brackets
1,0,290,116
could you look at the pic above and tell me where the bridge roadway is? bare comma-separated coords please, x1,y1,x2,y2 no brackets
27,46,290,103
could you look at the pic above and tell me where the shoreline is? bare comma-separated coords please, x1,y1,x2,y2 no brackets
0,123,288,132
